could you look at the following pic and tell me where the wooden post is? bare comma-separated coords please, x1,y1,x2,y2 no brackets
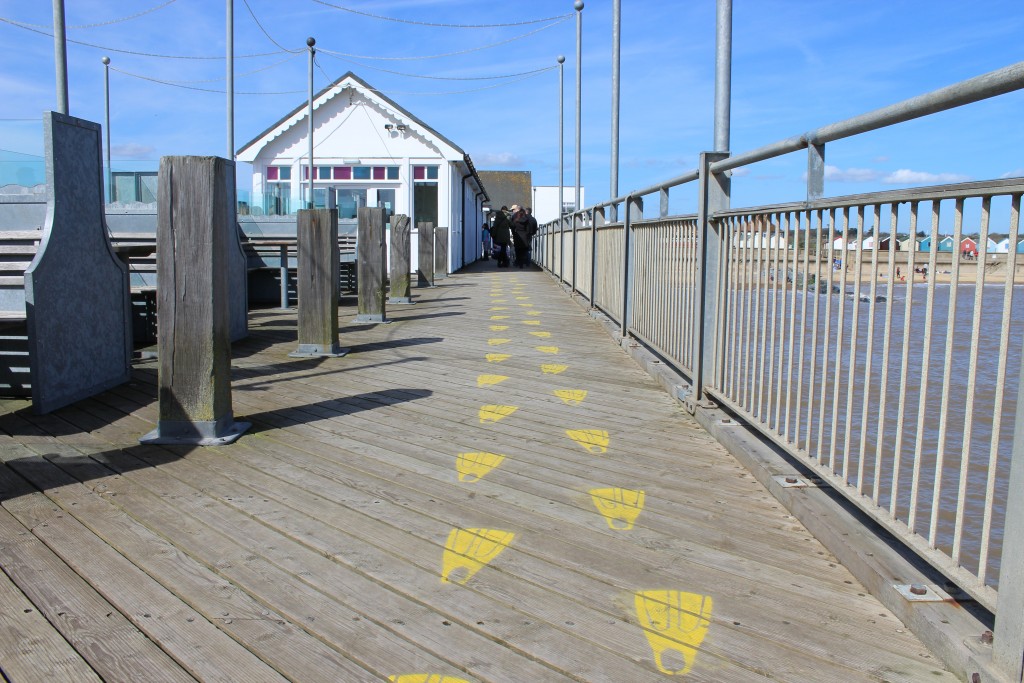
355,206,387,323
417,221,435,287
434,227,448,280
291,208,346,356
141,156,249,446
388,214,413,304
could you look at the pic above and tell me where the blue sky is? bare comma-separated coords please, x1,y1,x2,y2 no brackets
1,0,1022,213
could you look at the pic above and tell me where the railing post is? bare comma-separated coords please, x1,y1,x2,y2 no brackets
388,214,413,304
571,212,579,293
807,142,825,201
291,207,346,357
558,216,565,283
994,341,1024,681
142,155,249,446
689,151,731,411
417,222,435,288
660,187,670,218
591,206,605,308
621,195,642,337
355,207,388,323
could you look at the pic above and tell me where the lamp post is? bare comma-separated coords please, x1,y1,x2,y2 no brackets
557,55,565,222
227,0,234,159
714,0,732,152
610,0,620,208
53,0,68,114
102,56,111,203
307,36,316,208
574,1,583,216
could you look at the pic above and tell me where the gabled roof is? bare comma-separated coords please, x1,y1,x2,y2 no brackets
236,71,465,160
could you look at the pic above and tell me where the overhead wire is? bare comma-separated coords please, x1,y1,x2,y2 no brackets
318,51,557,81
316,17,569,61
310,0,573,28
241,0,303,54
0,16,288,59
109,65,305,95
4,0,178,30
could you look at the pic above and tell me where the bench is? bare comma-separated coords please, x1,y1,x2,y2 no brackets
0,230,43,394
242,233,358,307
108,234,159,345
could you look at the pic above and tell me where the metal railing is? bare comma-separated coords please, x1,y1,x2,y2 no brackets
535,60,1024,680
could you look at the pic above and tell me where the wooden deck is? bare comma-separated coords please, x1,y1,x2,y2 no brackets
0,262,956,682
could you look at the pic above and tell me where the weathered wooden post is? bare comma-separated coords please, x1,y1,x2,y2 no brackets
141,156,249,446
388,214,413,304
434,227,448,280
355,206,387,323
417,221,435,287
290,207,346,356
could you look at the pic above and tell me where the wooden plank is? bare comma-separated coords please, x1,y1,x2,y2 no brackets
0,497,196,682
0,532,102,683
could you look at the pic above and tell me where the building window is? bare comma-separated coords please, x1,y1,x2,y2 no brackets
413,165,439,181
334,166,350,180
318,166,331,180
266,165,292,181
387,166,399,180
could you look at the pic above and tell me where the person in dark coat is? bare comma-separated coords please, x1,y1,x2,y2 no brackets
510,205,531,269
525,207,539,265
490,206,512,267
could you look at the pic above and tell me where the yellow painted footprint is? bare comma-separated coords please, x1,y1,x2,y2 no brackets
456,451,506,482
541,364,568,374
489,306,508,311
490,325,509,332
530,331,552,338
486,353,511,363
490,315,509,320
522,320,541,326
526,311,542,316
442,528,515,584
390,675,471,683
590,488,645,530
536,346,559,354
477,374,508,387
488,338,511,346
515,296,530,301
554,389,587,405
566,429,609,454
480,405,518,423
634,591,713,676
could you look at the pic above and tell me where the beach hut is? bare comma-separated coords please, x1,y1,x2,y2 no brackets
832,236,858,251
1017,239,1024,254
936,236,955,252
918,235,933,252
877,236,900,251
960,236,978,256
988,237,1005,253
899,237,916,251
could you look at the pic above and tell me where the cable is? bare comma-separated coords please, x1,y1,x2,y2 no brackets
316,17,569,61
4,0,178,30
0,16,288,59
322,67,557,97
241,0,303,54
318,51,558,81
109,65,305,95
310,0,573,28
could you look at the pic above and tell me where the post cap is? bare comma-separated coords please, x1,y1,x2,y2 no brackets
306,37,316,47
574,1,584,10
557,55,565,64
101,56,110,65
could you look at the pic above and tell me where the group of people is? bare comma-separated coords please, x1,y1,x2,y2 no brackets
484,204,538,269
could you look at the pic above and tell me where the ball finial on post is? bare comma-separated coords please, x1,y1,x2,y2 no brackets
306,36,316,48
574,1,584,10
557,55,565,64
101,56,110,65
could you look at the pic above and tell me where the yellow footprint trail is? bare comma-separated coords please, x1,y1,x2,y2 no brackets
529,331,552,338
522,320,541,326
590,488,645,530
541,364,568,375
479,405,518,423
489,325,509,331
390,675,471,683
456,451,506,482
485,353,511,363
488,338,511,346
554,389,587,405
535,346,559,355
442,528,515,584
477,374,508,387
566,429,609,454
634,591,713,676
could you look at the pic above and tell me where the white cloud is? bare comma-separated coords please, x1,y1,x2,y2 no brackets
730,167,751,177
882,169,970,184
823,165,881,182
111,143,156,159
1000,169,1024,179
474,152,523,167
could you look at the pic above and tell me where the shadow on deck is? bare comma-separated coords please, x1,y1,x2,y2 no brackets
0,261,955,682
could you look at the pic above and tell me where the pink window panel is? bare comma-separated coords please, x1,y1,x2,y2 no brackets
266,166,279,181
303,166,309,180
334,166,351,180
373,166,386,180
413,166,425,180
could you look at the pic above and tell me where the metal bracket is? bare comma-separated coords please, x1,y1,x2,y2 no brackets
773,474,809,488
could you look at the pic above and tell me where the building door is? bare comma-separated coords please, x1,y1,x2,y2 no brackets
414,182,438,227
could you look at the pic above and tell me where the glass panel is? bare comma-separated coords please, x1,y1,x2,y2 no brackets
333,166,349,180
377,189,395,212
354,166,371,180
387,166,399,180
313,187,330,209
373,166,385,180
137,173,158,203
414,182,438,226
266,166,279,181
112,173,136,202
414,166,425,180
279,166,292,180
264,182,290,216
318,166,331,180
336,188,367,219
426,166,438,180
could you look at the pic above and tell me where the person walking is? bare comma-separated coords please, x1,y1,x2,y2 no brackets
481,224,492,260
525,207,538,266
510,205,531,269
490,206,512,267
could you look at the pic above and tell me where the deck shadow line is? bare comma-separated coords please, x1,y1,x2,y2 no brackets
242,388,433,434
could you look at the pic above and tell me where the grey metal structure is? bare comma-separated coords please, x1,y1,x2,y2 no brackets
610,0,620,206
52,0,68,115
306,37,315,209
102,57,111,204
535,59,1024,683
24,112,132,414
574,1,583,216
227,0,234,160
